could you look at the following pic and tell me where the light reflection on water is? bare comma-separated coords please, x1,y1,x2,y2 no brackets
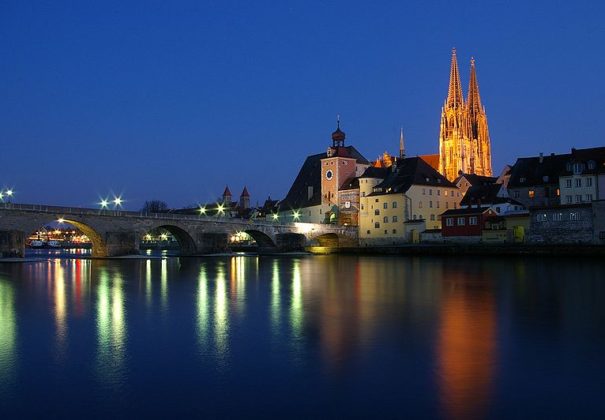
0,254,604,417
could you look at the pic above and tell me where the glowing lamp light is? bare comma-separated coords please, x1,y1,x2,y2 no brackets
198,206,207,215
217,203,225,215
5,189,13,197
99,199,109,209
160,233,168,241
292,210,300,221
57,218,65,223
113,196,123,207
272,213,279,221
0,192,3,200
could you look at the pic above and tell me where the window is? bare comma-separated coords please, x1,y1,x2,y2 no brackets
375,209,380,215
430,214,435,221
392,201,397,208
444,191,448,197
383,202,388,209
445,202,449,209
575,178,582,187
573,162,583,174
556,188,560,197
469,216,478,225
496,206,501,213
361,204,364,210
588,160,596,170
446,218,454,227
553,213,563,222
362,192,366,197
375,222,380,228
536,213,547,222
587,178,593,187
566,195,572,204
429,201,433,208
413,214,417,220
422,188,426,195
528,190,535,199
436,201,440,208
586,194,593,201
366,230,370,234
457,217,465,226
392,216,398,223
429,189,432,196
570,212,580,221
383,216,388,223
565,179,572,188
575,195,582,203
384,230,388,234
375,198,379,202
437,190,441,196
392,229,397,234
419,201,423,209
514,191,520,199
520,177,526,183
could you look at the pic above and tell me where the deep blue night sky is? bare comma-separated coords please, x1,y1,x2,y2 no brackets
1,0,604,209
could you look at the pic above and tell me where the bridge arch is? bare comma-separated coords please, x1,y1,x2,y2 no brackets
314,233,340,247
241,229,277,249
24,218,108,257
146,224,197,255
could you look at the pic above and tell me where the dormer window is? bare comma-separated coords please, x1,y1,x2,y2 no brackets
588,160,596,170
519,177,526,183
573,162,584,174
543,175,549,183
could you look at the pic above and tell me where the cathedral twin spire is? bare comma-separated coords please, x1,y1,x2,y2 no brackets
439,49,492,181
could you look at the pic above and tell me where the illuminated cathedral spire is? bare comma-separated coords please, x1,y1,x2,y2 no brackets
399,127,405,159
446,48,464,110
439,50,493,180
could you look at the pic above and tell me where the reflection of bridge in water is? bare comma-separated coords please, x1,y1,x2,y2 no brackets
0,203,357,258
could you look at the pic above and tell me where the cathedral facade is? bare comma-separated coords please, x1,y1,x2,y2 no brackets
439,49,493,181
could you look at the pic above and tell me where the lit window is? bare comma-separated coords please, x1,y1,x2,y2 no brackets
528,190,535,199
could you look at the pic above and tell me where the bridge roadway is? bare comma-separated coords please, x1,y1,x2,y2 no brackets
0,203,358,258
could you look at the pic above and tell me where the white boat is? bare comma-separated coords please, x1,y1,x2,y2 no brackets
47,240,61,248
30,240,46,248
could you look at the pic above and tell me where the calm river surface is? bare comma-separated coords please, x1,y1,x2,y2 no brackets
1,253,604,418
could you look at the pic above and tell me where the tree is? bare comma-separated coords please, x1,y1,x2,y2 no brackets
141,200,169,213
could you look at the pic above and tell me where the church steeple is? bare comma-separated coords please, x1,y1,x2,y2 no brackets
467,57,483,118
399,127,405,159
446,48,464,109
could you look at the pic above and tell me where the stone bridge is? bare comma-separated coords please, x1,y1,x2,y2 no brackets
0,203,358,258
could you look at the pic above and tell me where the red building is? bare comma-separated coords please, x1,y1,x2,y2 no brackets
441,207,497,238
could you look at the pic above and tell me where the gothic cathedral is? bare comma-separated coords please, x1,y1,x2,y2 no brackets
438,49,493,181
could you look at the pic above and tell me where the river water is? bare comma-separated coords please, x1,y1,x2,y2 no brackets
0,253,604,418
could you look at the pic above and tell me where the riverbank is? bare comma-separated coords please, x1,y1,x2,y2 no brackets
307,244,605,257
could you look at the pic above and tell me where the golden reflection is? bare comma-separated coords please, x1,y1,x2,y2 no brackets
197,265,209,347
54,260,68,357
0,279,17,389
215,264,229,355
437,272,496,419
96,267,127,386
229,256,247,313
271,260,281,329
72,259,90,317
290,259,303,336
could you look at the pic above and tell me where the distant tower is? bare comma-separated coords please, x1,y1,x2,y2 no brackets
239,187,250,209
399,127,405,159
222,186,232,204
438,49,493,180
321,119,357,208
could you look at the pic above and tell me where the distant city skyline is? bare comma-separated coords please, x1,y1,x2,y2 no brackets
2,1,604,209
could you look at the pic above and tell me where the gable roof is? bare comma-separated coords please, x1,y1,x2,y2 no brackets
508,153,570,187
366,156,456,196
279,145,368,209
454,173,498,187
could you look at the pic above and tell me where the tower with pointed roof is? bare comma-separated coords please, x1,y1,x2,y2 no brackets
438,49,493,181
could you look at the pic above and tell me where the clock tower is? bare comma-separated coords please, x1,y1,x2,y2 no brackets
321,120,357,209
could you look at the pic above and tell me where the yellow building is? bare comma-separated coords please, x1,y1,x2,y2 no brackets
439,49,492,181
359,156,460,245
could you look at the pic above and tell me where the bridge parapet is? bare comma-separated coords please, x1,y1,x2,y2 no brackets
0,203,358,257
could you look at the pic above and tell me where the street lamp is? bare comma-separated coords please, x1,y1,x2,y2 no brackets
99,198,109,209
57,218,65,224
272,213,279,222
113,196,123,209
198,205,207,215
292,210,300,221
217,203,225,216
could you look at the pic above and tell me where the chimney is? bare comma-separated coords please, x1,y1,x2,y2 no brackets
539,152,544,164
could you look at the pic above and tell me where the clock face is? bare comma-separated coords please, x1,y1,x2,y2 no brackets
326,170,334,180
